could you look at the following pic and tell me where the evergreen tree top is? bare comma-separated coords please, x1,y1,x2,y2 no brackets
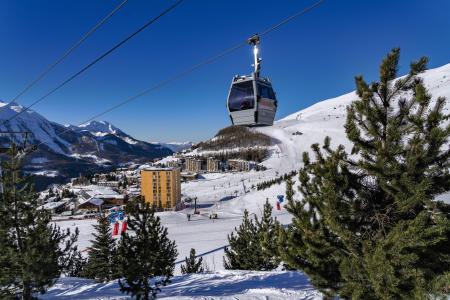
283,48,450,299
119,198,177,300
181,248,204,275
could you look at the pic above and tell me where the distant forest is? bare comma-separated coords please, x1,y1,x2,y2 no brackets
194,126,272,162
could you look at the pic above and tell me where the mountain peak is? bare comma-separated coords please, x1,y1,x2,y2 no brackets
0,100,27,115
78,120,124,137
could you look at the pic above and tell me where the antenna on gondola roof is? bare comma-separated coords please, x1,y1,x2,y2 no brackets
247,34,261,78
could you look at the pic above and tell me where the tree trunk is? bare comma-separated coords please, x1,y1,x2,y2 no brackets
143,281,149,300
22,284,32,300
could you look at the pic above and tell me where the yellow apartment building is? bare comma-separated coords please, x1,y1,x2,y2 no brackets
140,167,181,209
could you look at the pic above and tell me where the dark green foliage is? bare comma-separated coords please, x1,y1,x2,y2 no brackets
207,148,269,163
224,202,280,271
118,198,177,300
281,49,450,299
66,252,87,277
181,248,204,274
256,170,297,190
71,175,91,186
82,216,119,282
0,145,79,299
255,200,281,270
195,126,271,162
197,126,272,150
187,149,268,164
224,210,260,270
61,188,76,199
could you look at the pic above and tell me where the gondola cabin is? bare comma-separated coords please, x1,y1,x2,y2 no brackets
227,75,277,126
226,34,277,126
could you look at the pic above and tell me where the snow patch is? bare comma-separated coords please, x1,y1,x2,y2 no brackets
70,153,111,165
33,170,59,177
31,157,49,164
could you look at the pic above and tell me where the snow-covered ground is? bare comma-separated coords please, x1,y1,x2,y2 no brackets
42,271,320,299
32,170,60,177
53,63,450,298
70,153,112,165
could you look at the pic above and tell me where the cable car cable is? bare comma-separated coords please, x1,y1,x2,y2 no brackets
10,0,129,104
30,0,324,153
77,0,325,124
259,0,324,36
2,0,185,128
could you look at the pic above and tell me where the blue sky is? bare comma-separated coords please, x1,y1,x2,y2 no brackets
1,0,450,142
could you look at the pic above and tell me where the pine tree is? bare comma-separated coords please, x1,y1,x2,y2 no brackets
224,210,277,271
66,252,87,277
224,210,262,270
180,248,204,274
254,200,281,270
281,49,450,299
82,216,119,282
118,197,177,300
224,207,280,271
0,145,79,299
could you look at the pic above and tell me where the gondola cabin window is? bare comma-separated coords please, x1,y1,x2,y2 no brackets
228,80,255,112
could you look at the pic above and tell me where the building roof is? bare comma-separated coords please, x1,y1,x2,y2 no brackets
141,167,180,172
71,185,124,200
185,157,204,161
78,197,105,208
181,172,198,177
39,201,66,210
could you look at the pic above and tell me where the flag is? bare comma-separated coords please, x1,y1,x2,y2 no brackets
121,220,127,234
112,222,119,236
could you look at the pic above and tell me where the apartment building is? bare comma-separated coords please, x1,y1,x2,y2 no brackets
185,157,205,173
140,167,181,209
206,157,221,172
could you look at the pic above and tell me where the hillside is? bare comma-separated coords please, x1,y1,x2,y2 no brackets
152,141,194,153
190,126,272,162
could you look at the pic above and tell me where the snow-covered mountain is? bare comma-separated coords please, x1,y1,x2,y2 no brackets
0,102,174,184
0,101,74,155
76,120,131,141
72,120,143,145
77,120,124,137
152,141,194,153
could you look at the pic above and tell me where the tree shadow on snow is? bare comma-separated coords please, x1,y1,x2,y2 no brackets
159,271,316,298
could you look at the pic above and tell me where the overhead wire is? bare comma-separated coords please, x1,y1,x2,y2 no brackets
2,0,185,128
10,0,130,103
30,0,325,169
260,0,324,36
83,0,326,124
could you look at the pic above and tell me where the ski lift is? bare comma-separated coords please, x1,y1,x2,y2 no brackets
226,34,277,126
0,131,37,194
0,131,37,157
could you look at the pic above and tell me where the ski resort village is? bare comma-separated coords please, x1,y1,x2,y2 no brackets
2,1,450,299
